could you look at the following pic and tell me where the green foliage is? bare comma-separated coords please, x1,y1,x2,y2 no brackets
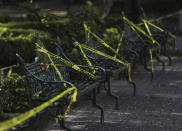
104,27,122,49
0,27,51,41
0,27,52,66
0,73,30,113
0,1,103,66
2,17,70,29
0,98,5,121
29,0,33,4
58,1,104,55
2,21,41,29
73,1,103,31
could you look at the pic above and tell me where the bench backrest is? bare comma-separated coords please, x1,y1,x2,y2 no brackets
34,31,70,82
82,31,110,68
122,12,139,42
140,8,171,43
16,52,69,100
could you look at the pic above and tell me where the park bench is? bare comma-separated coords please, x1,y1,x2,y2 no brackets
140,8,178,67
73,28,136,98
54,42,124,110
16,41,107,130
121,11,159,80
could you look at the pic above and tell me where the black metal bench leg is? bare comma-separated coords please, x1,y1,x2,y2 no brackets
57,104,72,131
97,84,101,94
124,70,136,96
97,81,105,94
165,54,171,66
132,62,136,71
129,81,136,96
176,49,180,56
143,57,153,81
156,56,165,72
90,88,104,124
164,44,172,66
139,53,144,65
106,76,119,110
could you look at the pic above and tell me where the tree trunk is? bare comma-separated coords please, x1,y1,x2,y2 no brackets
124,0,140,24
102,0,113,19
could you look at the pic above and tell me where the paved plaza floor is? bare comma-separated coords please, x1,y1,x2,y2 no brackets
41,56,182,131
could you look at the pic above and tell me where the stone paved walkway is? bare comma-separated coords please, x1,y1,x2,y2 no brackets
42,56,182,131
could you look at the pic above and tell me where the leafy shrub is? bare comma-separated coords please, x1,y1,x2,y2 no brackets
2,18,70,29
56,1,104,55
0,73,30,113
0,98,5,121
0,27,52,66
0,1,104,66
104,27,122,49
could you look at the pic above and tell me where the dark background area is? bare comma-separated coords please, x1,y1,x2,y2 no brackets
0,0,181,67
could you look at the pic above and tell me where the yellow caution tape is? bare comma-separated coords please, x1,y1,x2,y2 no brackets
73,41,132,82
35,43,78,120
0,42,79,131
7,67,13,78
123,17,161,48
138,10,182,26
56,96,74,120
128,63,132,82
123,16,162,57
84,24,128,63
124,20,155,73
0,87,77,131
35,43,93,121
47,54,67,87
75,43,96,75
73,42,129,66
149,49,154,72
142,19,156,70
144,20,178,52
0,65,17,72
35,44,96,80
33,91,43,98
129,23,148,46
155,10,182,22
56,86,77,121
144,20,176,39
172,39,178,51
114,31,124,59
142,19,155,44
142,18,178,52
